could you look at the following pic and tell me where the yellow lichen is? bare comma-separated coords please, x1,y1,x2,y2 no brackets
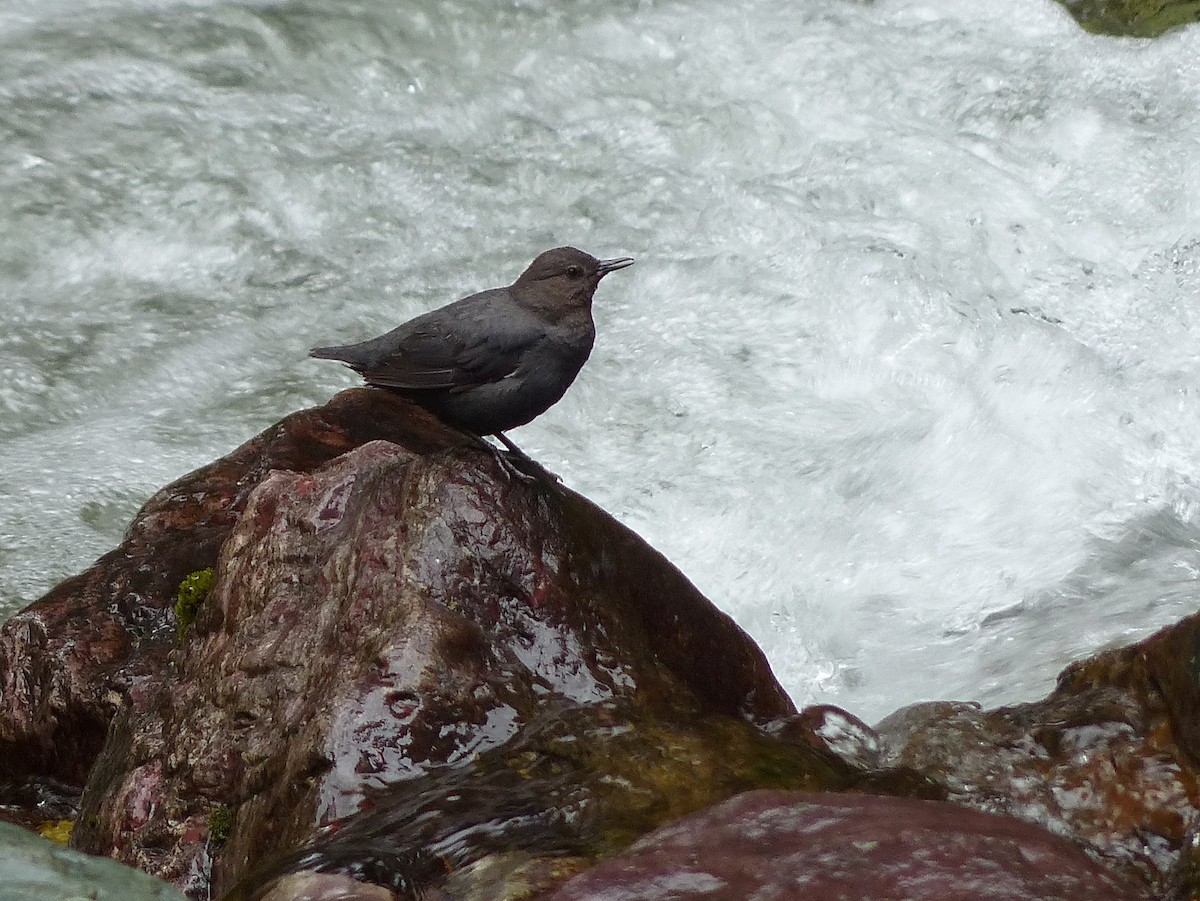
37,819,74,844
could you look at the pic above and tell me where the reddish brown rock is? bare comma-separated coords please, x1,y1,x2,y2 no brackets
877,611,1200,896
0,389,461,786
547,790,1148,901
53,403,804,897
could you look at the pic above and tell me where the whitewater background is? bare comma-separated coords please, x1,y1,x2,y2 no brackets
2,0,1199,724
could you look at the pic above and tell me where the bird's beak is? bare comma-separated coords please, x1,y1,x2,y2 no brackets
597,257,635,276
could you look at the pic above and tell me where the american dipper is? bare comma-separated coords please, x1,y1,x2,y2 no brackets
310,246,634,468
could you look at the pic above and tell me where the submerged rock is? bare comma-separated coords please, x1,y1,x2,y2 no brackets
547,790,1147,900
0,820,186,901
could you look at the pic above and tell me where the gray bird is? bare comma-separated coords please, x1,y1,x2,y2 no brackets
310,246,634,464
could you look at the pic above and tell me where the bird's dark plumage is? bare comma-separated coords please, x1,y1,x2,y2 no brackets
310,246,634,438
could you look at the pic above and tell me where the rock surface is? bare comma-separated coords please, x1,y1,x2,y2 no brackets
547,790,1148,901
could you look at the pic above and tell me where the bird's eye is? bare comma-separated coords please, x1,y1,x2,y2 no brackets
566,265,584,278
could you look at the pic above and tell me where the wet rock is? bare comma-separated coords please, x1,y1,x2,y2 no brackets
0,820,186,901
0,389,460,786
877,610,1200,896
230,703,870,900
47,401,805,897
547,790,1148,900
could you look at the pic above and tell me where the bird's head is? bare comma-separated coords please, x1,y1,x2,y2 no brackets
513,246,634,315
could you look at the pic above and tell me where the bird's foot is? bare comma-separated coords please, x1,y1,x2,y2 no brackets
493,433,561,485
488,444,537,483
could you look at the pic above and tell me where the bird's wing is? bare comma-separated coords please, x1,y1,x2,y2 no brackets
322,292,538,392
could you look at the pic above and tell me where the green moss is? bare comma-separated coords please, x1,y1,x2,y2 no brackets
514,708,852,858
208,805,233,845
175,568,216,641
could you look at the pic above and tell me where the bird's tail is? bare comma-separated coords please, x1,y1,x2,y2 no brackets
309,345,350,361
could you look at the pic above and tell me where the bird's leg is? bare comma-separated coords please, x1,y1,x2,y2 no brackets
493,432,535,467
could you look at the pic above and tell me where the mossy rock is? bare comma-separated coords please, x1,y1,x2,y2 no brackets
1059,0,1200,37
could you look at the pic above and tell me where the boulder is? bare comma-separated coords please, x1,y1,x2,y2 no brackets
3,390,825,897
547,790,1147,900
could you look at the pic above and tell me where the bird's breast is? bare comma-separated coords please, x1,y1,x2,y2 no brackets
538,322,594,373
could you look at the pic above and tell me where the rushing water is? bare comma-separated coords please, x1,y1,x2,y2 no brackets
3,0,1200,724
